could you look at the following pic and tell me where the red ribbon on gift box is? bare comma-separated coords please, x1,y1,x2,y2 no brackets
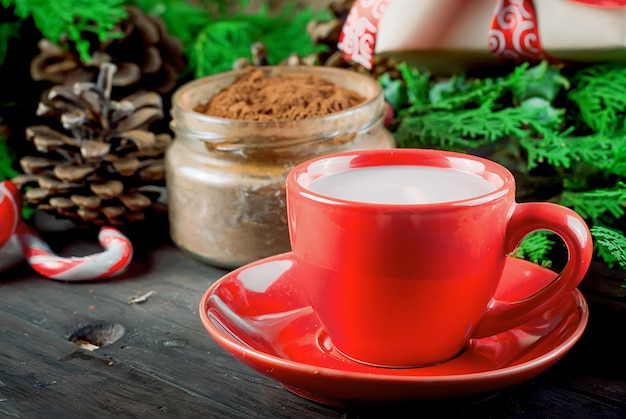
338,0,626,70
338,0,391,70
573,0,626,6
488,0,549,63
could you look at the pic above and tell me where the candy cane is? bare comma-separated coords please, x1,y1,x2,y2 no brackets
15,222,133,281
1,179,133,281
0,181,19,246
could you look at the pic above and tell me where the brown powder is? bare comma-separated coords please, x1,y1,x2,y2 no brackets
194,67,366,121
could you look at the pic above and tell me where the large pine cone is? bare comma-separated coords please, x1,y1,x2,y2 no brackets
30,5,185,96
13,62,170,227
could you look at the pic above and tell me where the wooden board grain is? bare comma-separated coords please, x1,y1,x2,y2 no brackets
0,311,248,417
1,238,625,418
0,244,343,418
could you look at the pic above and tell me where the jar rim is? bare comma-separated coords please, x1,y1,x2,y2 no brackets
171,65,383,128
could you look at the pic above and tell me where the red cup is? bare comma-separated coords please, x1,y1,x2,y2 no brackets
286,149,592,367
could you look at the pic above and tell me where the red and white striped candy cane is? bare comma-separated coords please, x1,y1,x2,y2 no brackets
2,179,133,281
15,222,133,281
0,180,19,247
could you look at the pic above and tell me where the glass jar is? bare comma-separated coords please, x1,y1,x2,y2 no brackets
166,66,395,269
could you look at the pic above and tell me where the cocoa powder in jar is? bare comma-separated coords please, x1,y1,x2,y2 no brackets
167,66,395,268
194,67,366,121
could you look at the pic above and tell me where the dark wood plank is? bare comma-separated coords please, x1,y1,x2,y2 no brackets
0,243,343,418
335,313,626,418
580,262,626,312
1,234,625,418
0,311,247,417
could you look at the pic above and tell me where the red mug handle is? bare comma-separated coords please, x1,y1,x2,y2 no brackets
472,202,593,338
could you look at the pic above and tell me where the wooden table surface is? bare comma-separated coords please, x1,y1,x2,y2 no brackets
1,227,625,418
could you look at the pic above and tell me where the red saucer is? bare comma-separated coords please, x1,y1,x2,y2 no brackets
199,253,588,407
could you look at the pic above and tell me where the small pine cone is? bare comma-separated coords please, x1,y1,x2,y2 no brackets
328,0,356,21
232,1,400,80
14,62,171,227
304,1,354,70
30,5,185,96
306,0,401,80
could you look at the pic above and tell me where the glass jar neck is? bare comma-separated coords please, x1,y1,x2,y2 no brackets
170,66,387,161
172,111,385,158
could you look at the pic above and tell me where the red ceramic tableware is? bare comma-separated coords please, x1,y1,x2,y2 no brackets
285,149,592,367
199,253,588,406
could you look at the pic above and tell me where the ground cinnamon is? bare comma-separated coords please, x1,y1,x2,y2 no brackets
168,66,395,268
194,67,366,121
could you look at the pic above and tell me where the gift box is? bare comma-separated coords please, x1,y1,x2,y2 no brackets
338,0,626,75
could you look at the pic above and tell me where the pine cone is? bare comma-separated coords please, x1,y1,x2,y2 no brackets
13,62,171,227
234,1,401,80
306,0,401,80
30,5,185,96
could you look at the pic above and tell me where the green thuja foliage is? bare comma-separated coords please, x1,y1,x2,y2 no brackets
128,0,330,78
2,0,127,62
384,60,626,281
127,0,224,64
567,63,626,135
591,226,626,274
0,19,20,66
190,3,330,77
0,126,17,181
509,231,555,268
393,61,569,169
560,182,626,224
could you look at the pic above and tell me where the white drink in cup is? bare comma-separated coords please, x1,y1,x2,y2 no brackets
308,165,497,204
286,148,593,368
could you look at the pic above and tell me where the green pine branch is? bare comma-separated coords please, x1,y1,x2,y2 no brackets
0,20,20,66
2,0,127,62
395,62,430,111
518,123,573,170
396,104,526,150
391,60,626,283
555,133,626,177
559,182,626,224
0,127,18,181
396,95,565,161
509,231,555,267
568,63,626,135
399,62,530,116
126,0,227,63
190,2,330,77
591,226,626,277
